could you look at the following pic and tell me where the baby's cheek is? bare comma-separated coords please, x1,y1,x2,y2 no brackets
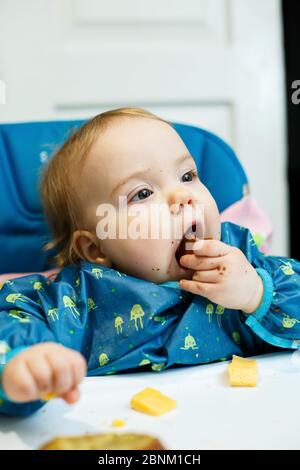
125,240,168,278
204,201,221,239
129,240,161,268
107,239,154,275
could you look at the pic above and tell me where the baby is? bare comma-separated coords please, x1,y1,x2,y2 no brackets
1,107,300,417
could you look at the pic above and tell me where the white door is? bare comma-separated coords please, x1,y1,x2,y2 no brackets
0,0,287,255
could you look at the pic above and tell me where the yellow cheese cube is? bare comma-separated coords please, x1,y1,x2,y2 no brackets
228,355,258,387
130,387,177,416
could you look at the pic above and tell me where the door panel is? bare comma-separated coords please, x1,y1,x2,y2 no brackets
0,0,287,254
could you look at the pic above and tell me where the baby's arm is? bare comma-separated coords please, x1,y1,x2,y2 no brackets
2,343,86,404
179,238,300,350
0,275,87,415
241,252,300,349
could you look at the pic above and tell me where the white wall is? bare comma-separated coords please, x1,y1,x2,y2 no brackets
0,0,287,255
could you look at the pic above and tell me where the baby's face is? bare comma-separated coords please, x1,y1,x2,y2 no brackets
80,117,221,282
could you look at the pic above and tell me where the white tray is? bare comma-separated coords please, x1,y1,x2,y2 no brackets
0,351,299,450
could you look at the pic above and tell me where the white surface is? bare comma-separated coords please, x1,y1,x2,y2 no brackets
0,0,287,256
0,351,300,450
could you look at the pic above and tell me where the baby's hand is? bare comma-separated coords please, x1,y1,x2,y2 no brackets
2,343,87,404
179,239,264,313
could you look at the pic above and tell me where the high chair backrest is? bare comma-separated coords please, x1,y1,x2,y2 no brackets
0,120,249,274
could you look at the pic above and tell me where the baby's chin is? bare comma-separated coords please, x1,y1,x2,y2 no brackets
111,258,194,284
142,267,194,284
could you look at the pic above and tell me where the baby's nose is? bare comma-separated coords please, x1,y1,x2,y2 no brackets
168,187,194,215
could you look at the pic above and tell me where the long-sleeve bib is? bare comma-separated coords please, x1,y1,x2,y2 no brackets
1,221,300,415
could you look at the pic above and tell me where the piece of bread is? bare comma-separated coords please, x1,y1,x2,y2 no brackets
40,433,164,450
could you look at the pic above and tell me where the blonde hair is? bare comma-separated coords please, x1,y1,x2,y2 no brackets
40,107,169,267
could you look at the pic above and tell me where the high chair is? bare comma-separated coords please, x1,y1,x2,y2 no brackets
0,120,272,275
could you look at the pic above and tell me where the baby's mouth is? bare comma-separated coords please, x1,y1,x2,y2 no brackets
175,222,203,268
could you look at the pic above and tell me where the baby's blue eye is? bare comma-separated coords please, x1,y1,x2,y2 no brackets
181,170,197,182
131,188,153,202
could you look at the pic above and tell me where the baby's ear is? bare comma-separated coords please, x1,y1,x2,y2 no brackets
72,230,112,267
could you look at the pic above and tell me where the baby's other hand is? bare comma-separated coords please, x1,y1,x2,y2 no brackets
2,343,87,404
179,239,264,313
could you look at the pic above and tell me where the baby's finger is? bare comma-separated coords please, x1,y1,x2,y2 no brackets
66,350,87,386
3,360,38,402
61,387,80,404
26,356,53,395
179,279,216,297
180,254,225,271
192,269,219,283
45,352,73,395
192,239,231,257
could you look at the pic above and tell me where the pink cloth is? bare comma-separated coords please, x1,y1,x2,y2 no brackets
0,268,60,287
220,195,273,253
